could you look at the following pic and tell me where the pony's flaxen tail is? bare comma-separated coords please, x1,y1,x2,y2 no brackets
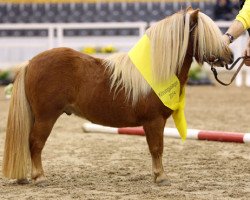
2,61,33,180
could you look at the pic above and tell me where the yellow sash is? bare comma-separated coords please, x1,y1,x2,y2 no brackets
128,35,187,141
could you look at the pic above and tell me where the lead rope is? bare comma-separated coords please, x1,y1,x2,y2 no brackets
210,56,249,86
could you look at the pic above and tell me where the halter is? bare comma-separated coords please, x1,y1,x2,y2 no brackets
208,56,250,86
184,12,248,86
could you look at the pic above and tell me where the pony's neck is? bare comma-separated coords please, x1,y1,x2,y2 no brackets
178,55,193,87
177,35,194,87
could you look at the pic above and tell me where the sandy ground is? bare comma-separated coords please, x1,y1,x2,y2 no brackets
0,78,250,200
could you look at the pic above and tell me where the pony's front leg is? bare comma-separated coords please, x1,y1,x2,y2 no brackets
143,118,170,186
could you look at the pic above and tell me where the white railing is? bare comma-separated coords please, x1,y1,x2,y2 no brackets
0,22,147,48
56,22,146,46
0,21,249,87
0,22,147,68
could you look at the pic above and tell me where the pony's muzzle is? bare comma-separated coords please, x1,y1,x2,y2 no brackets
223,53,234,66
217,53,234,67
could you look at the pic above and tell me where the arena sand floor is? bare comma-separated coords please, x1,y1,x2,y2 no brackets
0,81,250,200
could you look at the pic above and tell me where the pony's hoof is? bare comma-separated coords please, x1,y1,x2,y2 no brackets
16,178,30,185
33,176,48,187
155,175,171,186
156,179,171,186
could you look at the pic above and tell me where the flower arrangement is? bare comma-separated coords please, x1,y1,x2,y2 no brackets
81,45,117,55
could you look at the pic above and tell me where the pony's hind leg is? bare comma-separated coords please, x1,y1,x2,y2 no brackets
29,117,58,185
143,118,170,186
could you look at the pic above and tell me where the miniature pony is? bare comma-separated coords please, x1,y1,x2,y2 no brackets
2,8,233,185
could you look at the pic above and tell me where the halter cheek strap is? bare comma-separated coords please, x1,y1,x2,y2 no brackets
189,23,197,33
183,11,198,34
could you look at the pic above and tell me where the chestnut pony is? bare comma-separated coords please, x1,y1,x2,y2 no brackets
2,8,233,185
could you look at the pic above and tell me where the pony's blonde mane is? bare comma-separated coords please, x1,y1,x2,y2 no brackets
195,12,227,63
104,11,225,105
146,11,190,82
103,52,150,104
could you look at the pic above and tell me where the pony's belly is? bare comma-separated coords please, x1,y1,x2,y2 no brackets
79,106,142,128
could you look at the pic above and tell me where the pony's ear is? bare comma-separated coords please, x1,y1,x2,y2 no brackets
186,6,193,12
189,9,200,24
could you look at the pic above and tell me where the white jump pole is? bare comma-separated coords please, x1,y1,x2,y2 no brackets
82,123,250,144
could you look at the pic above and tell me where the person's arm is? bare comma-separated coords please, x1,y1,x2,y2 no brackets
223,0,250,56
224,0,250,42
223,20,245,45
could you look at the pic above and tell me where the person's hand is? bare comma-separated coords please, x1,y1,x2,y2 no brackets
243,37,250,57
222,34,231,46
